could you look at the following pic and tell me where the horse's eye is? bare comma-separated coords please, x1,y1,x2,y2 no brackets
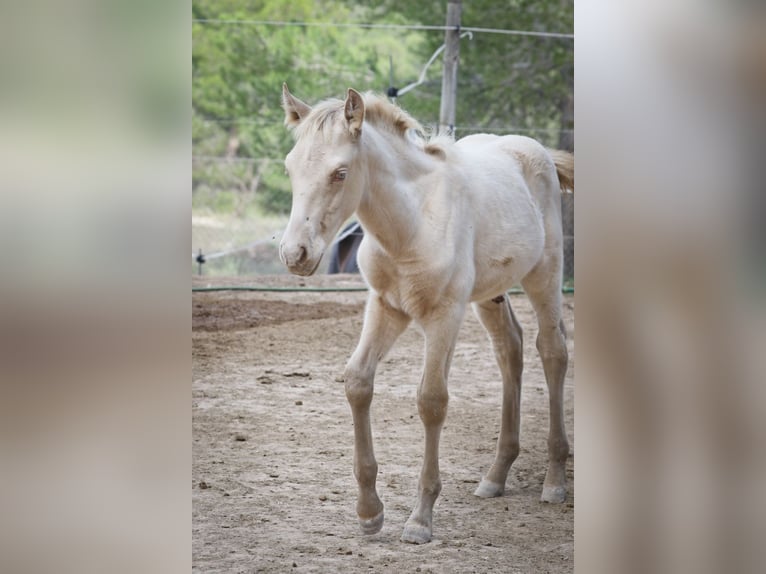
332,169,347,183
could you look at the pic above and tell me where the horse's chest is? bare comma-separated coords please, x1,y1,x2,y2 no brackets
361,257,447,319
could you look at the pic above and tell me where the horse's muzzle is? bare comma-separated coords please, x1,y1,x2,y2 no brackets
280,241,323,276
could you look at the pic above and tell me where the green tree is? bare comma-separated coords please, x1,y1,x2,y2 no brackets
193,0,429,213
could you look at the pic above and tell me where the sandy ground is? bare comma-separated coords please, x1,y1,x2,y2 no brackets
193,274,574,573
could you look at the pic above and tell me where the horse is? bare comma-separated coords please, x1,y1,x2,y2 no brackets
279,84,573,544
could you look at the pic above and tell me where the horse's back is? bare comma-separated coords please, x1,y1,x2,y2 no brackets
456,134,558,194
456,133,562,232
453,133,556,221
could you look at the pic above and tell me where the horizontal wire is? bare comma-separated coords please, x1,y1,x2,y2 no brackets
192,19,573,39
193,19,447,31
455,126,572,133
192,236,279,261
463,25,573,39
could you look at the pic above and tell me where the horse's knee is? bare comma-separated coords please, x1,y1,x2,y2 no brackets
536,325,567,363
417,385,449,426
344,371,373,409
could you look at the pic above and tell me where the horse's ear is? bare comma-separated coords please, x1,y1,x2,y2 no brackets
344,88,365,137
282,83,311,128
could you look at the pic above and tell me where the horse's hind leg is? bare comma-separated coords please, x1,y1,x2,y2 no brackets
344,295,410,534
471,295,524,498
522,257,571,503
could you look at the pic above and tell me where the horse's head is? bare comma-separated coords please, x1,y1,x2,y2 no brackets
279,84,366,276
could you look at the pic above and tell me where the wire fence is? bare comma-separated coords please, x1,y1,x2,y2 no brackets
192,18,574,40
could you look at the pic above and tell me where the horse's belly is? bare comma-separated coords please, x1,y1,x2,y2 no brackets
469,219,545,301
470,261,533,302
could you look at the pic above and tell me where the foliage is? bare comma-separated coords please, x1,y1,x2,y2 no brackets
192,0,573,215
371,0,574,146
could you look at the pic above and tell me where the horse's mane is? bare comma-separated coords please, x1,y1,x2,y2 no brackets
293,92,451,160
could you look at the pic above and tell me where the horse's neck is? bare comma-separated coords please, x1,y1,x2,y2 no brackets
355,128,433,256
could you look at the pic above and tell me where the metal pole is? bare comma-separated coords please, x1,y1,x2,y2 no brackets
439,0,462,135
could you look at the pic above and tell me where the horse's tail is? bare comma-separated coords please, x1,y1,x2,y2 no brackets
547,149,574,193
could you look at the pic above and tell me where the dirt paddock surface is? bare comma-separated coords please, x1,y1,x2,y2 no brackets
193,274,574,573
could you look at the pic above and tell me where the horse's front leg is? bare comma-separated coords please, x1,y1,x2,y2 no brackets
343,295,410,535
401,304,465,544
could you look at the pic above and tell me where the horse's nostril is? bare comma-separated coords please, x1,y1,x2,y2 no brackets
297,246,307,264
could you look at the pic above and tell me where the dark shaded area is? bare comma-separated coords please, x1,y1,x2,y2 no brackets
328,222,363,274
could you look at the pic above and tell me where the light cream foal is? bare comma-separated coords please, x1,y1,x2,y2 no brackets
280,84,573,544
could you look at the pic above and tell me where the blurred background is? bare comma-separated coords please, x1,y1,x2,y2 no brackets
191,0,574,279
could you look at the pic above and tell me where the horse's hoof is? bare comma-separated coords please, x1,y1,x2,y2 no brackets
540,485,567,503
473,478,505,498
401,521,432,544
359,510,384,535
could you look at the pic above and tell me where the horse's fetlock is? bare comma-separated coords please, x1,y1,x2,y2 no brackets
355,460,378,484
421,478,442,498
503,441,521,463
548,437,570,461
